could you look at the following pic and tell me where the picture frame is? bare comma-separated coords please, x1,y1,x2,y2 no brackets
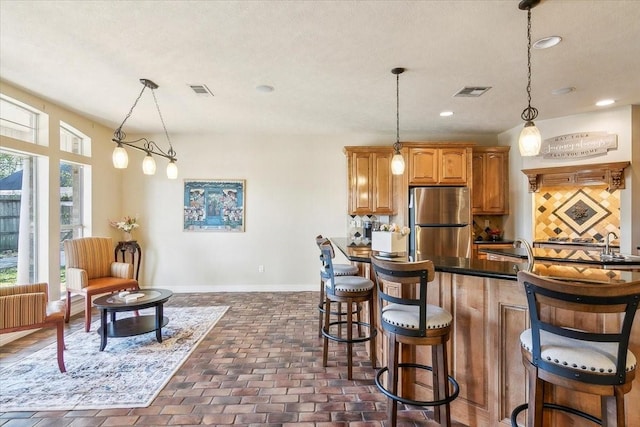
183,179,245,232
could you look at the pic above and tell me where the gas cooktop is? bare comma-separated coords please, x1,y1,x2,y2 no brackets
546,237,595,243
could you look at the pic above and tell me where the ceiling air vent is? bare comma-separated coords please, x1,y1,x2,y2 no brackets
188,84,214,96
453,86,492,97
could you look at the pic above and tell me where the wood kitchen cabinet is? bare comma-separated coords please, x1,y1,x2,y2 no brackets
472,146,509,214
344,146,394,215
408,146,469,185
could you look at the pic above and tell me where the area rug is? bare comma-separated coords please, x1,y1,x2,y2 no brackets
0,305,228,412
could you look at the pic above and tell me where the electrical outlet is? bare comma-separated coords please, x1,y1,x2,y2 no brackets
484,220,490,228
258,265,264,273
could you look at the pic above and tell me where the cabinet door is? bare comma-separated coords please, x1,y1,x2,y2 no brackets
349,152,373,214
408,148,438,185
439,148,468,184
372,151,394,214
471,153,484,213
472,147,509,215
483,152,507,213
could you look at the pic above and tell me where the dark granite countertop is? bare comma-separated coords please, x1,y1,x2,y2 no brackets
480,247,640,266
331,237,640,284
473,239,515,245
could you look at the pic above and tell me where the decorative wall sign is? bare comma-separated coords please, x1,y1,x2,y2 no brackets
539,132,617,159
183,179,245,232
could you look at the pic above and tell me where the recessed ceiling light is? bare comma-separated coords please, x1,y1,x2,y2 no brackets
440,111,454,117
256,85,274,93
533,36,562,49
551,86,575,95
596,99,615,107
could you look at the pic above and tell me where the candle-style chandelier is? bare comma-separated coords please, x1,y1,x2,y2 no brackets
111,78,178,179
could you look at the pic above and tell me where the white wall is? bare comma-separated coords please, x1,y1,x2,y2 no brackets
120,133,379,292
499,105,638,253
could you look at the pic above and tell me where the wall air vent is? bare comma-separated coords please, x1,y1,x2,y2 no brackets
188,84,214,96
453,86,492,97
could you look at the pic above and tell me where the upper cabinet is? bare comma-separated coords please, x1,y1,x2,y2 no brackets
344,147,395,215
408,146,470,186
472,146,510,215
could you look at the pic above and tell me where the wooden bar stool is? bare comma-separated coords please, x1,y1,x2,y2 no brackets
510,271,640,427
371,256,459,427
319,242,376,380
315,235,359,337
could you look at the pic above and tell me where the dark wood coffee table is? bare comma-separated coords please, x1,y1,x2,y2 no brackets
93,288,173,351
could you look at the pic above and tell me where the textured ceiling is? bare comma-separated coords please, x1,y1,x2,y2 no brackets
1,0,639,142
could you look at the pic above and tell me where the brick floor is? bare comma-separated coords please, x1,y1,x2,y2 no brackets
0,292,467,426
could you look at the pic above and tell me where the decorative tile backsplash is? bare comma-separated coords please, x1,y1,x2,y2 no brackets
347,214,389,246
472,216,506,241
534,185,620,242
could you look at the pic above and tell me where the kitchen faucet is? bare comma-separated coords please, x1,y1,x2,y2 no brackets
513,238,534,272
604,232,619,256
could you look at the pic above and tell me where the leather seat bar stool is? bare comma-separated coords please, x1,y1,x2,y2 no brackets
510,271,640,427
316,235,360,337
371,256,460,427
319,242,376,380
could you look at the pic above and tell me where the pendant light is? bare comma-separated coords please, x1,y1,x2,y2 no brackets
518,0,542,156
111,78,179,179
391,67,406,175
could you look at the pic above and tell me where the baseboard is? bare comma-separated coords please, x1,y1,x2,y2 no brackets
163,283,317,293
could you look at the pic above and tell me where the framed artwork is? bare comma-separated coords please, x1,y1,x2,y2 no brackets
183,179,245,232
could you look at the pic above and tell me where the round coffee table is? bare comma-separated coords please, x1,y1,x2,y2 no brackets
93,288,173,351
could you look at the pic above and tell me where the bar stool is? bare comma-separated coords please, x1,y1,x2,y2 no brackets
510,271,640,427
319,242,376,380
371,256,459,427
315,235,359,337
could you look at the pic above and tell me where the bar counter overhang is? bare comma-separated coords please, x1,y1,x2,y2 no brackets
330,237,640,427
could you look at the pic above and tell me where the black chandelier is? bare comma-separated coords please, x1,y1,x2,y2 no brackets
518,0,542,156
111,78,178,179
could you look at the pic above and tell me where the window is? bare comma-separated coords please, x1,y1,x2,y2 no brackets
59,160,88,291
0,96,38,143
0,150,37,286
60,122,91,156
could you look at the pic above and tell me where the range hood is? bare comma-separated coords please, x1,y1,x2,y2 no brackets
521,161,630,192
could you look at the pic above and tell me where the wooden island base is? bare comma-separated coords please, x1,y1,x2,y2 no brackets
386,272,640,427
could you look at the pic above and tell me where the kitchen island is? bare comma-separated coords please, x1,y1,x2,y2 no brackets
331,237,640,427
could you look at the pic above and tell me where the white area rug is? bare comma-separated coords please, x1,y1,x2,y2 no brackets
0,305,228,412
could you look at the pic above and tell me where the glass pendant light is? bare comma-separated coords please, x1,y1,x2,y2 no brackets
112,143,129,168
518,0,542,156
142,153,157,175
166,160,178,179
391,67,406,175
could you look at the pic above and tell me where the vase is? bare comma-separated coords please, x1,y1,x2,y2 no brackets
123,232,132,242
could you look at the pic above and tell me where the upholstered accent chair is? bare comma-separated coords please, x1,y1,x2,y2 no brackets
0,283,66,372
63,237,139,332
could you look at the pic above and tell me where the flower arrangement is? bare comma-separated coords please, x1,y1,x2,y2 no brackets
488,227,503,241
109,215,140,233
379,223,411,236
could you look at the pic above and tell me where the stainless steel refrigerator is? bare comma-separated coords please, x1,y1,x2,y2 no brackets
409,187,471,260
